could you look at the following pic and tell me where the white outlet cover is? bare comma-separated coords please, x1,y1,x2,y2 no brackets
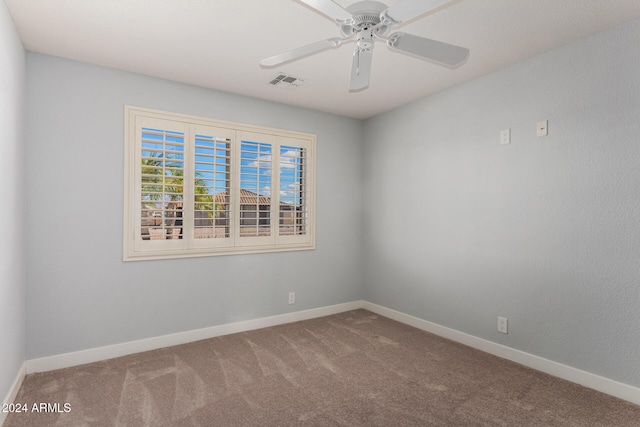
498,317,508,334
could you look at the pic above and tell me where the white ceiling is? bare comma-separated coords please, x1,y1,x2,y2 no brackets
6,0,640,119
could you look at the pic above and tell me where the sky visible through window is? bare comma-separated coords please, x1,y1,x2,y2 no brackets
239,140,305,207
141,129,304,207
240,140,272,198
195,133,230,197
280,145,304,206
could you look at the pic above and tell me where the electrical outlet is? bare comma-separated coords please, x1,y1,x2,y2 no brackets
288,292,295,305
498,317,508,334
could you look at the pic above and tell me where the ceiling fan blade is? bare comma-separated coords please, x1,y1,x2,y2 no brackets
349,49,372,91
382,0,451,24
299,0,353,22
260,37,345,67
387,32,469,68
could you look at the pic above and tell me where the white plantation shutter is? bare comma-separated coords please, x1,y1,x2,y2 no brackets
237,132,275,245
124,107,315,260
278,144,307,236
191,125,234,249
133,116,187,253
277,137,313,245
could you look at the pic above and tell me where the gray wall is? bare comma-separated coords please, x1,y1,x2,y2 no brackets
363,19,640,388
25,54,364,359
0,0,26,402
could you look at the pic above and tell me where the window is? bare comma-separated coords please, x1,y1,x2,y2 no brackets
124,106,315,260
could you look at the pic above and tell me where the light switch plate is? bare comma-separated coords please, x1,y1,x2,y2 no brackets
500,129,511,145
537,120,548,137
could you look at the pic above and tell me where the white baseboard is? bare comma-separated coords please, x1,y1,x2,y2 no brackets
1,362,26,426
362,301,640,406
23,300,640,407
26,301,365,374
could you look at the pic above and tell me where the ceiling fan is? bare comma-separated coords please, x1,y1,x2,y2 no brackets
260,0,469,91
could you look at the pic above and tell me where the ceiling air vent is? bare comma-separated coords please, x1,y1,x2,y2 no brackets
269,73,305,89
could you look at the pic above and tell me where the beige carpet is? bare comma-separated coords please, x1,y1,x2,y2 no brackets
5,310,640,426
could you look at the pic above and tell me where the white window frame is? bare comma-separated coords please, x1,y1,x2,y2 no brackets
123,106,316,261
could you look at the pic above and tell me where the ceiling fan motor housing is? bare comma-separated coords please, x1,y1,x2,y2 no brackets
340,0,389,41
